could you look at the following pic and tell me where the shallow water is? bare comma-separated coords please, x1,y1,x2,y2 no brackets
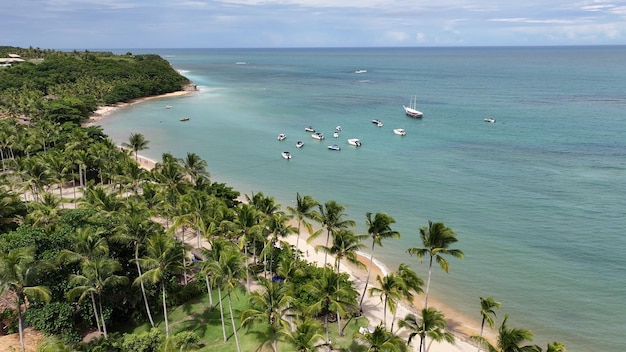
100,46,626,351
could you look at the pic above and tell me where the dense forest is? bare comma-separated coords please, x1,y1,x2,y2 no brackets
0,46,191,124
0,47,565,352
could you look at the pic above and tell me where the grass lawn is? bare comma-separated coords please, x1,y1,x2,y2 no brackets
123,288,371,351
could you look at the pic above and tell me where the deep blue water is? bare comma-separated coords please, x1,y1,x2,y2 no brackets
99,46,626,351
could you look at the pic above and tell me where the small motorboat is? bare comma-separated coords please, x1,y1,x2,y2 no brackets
484,118,496,123
305,126,315,132
179,117,190,122
281,151,292,160
296,141,304,148
393,128,406,136
347,138,362,147
312,132,325,140
335,126,342,131
372,119,383,127
333,131,339,138
328,144,341,151
354,70,367,74
165,105,172,109
277,133,287,141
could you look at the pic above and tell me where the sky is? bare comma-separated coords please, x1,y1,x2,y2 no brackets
3,0,626,49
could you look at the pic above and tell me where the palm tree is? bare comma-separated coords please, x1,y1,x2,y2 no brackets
286,193,319,260
228,203,262,293
135,233,188,337
360,212,400,310
209,246,245,352
41,150,70,206
181,152,210,184
304,268,357,345
477,296,501,351
0,247,51,352
316,228,366,274
543,342,566,352
310,200,356,268
262,212,297,277
392,263,423,332
67,257,129,339
279,317,326,352
25,192,62,233
406,221,463,308
241,277,293,352
352,324,407,352
122,132,150,162
399,308,455,352
369,274,402,328
470,315,537,352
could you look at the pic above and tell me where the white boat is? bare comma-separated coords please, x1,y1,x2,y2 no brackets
403,96,423,118
235,61,247,65
333,131,339,138
372,119,383,127
484,118,496,123
165,105,172,109
277,133,287,141
335,126,342,131
296,141,304,148
312,132,325,140
347,138,362,147
354,69,367,74
328,144,341,151
393,128,406,136
305,126,315,132
180,117,190,122
281,151,292,159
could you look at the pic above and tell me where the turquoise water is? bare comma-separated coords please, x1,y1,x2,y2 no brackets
99,47,626,351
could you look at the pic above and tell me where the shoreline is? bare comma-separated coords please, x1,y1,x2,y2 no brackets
82,89,195,126
95,89,489,351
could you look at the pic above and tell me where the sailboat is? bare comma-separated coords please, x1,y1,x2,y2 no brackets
403,96,423,118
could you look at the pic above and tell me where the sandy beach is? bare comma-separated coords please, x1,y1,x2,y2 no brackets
91,89,488,351
82,90,194,126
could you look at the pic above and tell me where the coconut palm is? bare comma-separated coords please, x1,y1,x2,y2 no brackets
360,212,400,310
0,247,51,352
406,221,463,308
228,203,263,293
369,274,403,328
316,228,366,274
41,150,70,206
310,200,356,268
279,317,326,352
241,277,293,352
543,342,566,352
304,268,357,345
134,233,188,337
399,308,455,352
208,245,245,352
199,238,232,312
353,324,407,352
470,315,537,352
122,132,150,162
25,192,62,233
181,152,210,184
67,257,129,339
392,263,423,331
286,193,319,260
477,296,501,351
262,211,297,276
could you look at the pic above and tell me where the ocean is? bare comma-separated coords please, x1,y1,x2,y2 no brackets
98,46,626,351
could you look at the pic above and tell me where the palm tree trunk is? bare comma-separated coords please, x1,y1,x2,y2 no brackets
205,274,214,311
294,222,301,260
182,228,188,285
227,293,241,352
337,260,344,337
217,285,227,342
425,256,434,309
325,313,330,346
135,244,155,327
90,292,101,333
162,281,169,337
244,246,250,293
16,296,25,352
383,297,387,327
359,240,376,309
477,318,486,352
323,230,330,267
98,294,108,339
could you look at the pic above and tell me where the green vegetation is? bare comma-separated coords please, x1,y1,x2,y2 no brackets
0,46,566,352
0,46,190,123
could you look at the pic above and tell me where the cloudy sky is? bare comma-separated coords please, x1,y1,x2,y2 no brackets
3,0,626,49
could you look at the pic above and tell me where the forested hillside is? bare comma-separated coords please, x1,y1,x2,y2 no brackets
0,46,191,124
